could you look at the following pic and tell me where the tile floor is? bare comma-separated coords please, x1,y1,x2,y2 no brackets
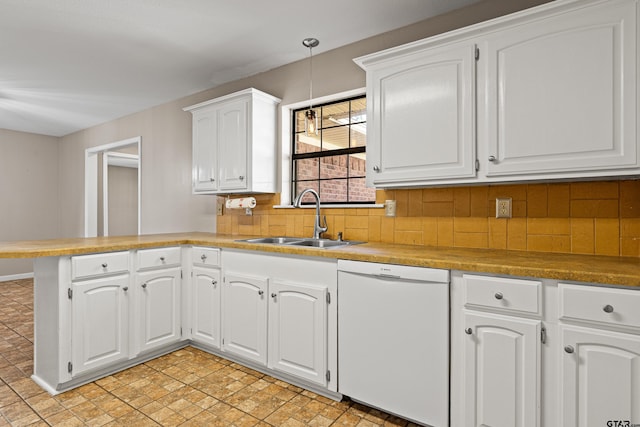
0,279,416,426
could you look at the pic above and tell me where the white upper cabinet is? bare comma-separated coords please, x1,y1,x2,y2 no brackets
480,0,638,178
184,88,281,194
355,0,640,188
355,41,477,187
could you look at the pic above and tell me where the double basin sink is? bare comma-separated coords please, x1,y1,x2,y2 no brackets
237,236,364,249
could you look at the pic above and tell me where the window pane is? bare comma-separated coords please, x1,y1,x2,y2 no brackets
349,152,367,177
348,178,376,202
320,155,348,179
295,182,320,203
292,95,372,204
351,98,367,124
321,126,349,151
350,127,366,148
320,179,348,203
321,101,350,129
295,133,320,154
294,158,319,181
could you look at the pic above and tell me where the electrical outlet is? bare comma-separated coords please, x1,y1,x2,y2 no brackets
496,198,512,218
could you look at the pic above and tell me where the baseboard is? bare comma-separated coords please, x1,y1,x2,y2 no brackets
0,272,34,282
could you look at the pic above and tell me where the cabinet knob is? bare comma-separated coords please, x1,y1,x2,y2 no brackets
212,280,217,286
465,328,473,335
201,254,207,261
564,345,575,354
258,290,264,296
210,178,215,182
142,283,147,289
494,292,504,300
160,257,165,262
239,175,244,181
488,155,497,162
603,304,614,313
101,263,108,268
122,286,128,292
373,165,380,172
271,293,277,298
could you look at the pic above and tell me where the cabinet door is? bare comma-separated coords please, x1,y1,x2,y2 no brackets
71,275,129,376
464,311,541,427
367,42,476,187
137,268,181,353
268,280,327,386
561,326,640,427
222,273,268,365
481,0,638,177
191,266,221,349
217,99,249,191
192,108,218,192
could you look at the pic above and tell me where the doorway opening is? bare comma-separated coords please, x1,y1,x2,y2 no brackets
84,136,141,237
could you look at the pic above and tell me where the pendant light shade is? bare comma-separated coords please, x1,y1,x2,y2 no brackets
302,37,319,136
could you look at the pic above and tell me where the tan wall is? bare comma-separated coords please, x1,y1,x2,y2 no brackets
0,129,60,276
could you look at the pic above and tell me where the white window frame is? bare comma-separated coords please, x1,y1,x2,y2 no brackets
275,87,382,209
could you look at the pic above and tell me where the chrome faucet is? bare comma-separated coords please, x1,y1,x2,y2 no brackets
293,188,328,239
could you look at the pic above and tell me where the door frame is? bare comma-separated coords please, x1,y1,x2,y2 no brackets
84,136,141,237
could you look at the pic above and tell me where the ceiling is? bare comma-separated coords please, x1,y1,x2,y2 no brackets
0,0,481,137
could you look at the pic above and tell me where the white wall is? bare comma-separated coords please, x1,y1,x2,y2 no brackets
0,129,60,276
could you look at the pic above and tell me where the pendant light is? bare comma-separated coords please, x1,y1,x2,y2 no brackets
302,37,319,136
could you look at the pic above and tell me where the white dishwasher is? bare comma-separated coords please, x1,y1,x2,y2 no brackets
338,259,449,427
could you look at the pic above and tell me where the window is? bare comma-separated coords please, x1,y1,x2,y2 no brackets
291,95,375,204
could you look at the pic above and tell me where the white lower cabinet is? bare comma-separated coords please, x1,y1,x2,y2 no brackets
268,280,327,387
559,283,640,427
71,273,130,377
136,268,182,353
222,249,337,394
191,266,221,348
222,273,268,365
463,311,541,427
560,326,640,427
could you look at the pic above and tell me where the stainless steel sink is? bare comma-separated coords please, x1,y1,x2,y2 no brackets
236,236,363,249
239,237,303,244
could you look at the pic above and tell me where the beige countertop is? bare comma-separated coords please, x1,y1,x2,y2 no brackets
1,232,639,288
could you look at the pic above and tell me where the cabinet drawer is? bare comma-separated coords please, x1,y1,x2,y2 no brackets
464,274,541,316
136,247,181,270
559,283,640,330
72,251,130,280
192,247,220,268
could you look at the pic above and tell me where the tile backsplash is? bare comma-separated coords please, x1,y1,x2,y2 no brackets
216,180,640,257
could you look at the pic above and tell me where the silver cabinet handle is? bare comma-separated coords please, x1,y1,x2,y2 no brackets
160,256,165,262
201,254,207,261
101,263,108,268
122,286,128,292
210,178,215,182
258,290,264,296
239,175,244,181
142,283,147,289
488,155,497,162
372,165,380,172
465,328,473,335
271,293,277,298
495,292,504,300
211,280,217,286
564,345,575,354
603,304,614,313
